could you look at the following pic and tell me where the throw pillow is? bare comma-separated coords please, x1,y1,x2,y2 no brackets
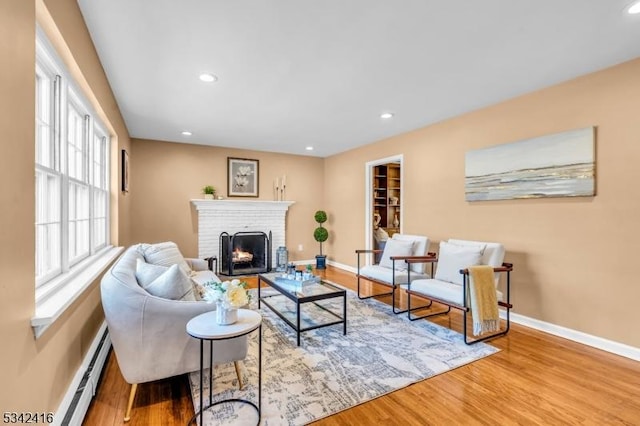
141,263,196,301
138,241,190,274
391,234,428,274
379,239,414,271
434,241,483,285
135,258,168,287
447,240,487,256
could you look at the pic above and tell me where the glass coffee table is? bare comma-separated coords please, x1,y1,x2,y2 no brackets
258,272,347,346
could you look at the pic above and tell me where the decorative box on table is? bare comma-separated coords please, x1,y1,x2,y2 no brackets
274,274,320,290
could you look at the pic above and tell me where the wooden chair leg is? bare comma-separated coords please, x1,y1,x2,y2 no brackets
234,361,243,390
124,383,137,422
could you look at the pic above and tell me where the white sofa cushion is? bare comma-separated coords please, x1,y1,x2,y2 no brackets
411,278,464,305
391,234,430,275
140,263,196,301
138,241,190,274
190,270,222,300
186,258,209,271
137,259,220,301
359,264,430,285
135,258,167,287
434,241,483,285
379,239,414,270
190,269,221,286
410,278,503,305
448,239,505,286
448,239,504,268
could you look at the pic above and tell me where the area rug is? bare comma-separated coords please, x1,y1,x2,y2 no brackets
189,286,498,425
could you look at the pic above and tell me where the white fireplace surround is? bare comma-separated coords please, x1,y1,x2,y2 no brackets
191,200,295,269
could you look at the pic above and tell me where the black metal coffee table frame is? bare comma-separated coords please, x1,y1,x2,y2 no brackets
258,273,347,346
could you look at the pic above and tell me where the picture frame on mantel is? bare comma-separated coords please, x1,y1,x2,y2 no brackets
227,157,259,197
121,149,129,193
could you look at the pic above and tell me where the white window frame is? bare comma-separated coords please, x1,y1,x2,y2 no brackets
91,125,109,252
33,28,121,338
35,59,62,285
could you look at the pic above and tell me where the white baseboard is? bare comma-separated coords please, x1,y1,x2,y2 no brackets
329,262,640,362
326,260,357,274
291,259,315,266
293,259,357,274
55,321,111,426
500,310,640,361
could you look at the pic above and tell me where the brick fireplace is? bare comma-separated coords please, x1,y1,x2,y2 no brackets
191,200,294,270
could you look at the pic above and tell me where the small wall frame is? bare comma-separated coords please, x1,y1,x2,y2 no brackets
121,149,129,193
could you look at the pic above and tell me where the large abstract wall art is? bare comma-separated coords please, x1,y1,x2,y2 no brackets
465,127,595,201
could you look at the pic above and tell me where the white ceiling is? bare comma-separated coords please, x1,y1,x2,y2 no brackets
77,0,640,158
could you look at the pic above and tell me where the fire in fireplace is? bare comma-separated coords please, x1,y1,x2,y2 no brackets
233,248,253,263
219,231,271,276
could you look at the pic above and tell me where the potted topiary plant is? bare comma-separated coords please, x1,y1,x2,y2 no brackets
313,210,329,269
202,185,216,199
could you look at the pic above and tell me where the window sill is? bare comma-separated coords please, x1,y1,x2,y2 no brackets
31,246,124,339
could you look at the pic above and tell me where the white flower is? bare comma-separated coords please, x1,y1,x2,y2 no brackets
234,176,249,188
202,286,223,303
202,279,250,308
227,285,249,307
237,166,252,176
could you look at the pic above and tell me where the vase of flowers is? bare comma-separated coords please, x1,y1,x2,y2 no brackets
202,279,251,325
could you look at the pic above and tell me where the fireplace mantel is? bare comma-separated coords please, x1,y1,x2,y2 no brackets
191,199,295,212
190,199,295,265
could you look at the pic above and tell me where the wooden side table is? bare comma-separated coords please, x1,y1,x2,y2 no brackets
186,309,262,425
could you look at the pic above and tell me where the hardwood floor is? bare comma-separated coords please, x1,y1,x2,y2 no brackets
83,266,640,425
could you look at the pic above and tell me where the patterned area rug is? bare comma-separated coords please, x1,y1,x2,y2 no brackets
189,287,498,425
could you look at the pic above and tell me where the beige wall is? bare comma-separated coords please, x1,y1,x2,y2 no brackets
130,139,325,261
325,57,640,348
0,0,130,412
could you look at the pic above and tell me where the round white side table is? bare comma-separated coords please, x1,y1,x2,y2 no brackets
186,309,262,425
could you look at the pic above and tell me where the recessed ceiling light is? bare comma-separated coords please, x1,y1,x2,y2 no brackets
305,146,314,151
628,1,640,14
380,112,394,119
199,73,218,83
181,131,192,136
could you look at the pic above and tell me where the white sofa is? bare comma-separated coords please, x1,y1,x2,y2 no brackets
101,243,247,421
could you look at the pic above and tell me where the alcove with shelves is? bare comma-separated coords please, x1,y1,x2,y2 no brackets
372,162,401,236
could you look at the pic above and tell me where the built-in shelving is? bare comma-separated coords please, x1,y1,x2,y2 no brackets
372,162,401,236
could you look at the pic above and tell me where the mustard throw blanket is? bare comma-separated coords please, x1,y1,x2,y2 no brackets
468,265,499,336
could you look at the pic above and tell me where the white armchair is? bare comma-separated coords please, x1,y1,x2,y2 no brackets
101,245,248,422
356,234,435,314
406,239,513,344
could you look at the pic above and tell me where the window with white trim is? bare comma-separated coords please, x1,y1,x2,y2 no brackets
35,30,111,293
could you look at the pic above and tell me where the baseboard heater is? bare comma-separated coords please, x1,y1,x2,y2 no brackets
56,323,111,426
